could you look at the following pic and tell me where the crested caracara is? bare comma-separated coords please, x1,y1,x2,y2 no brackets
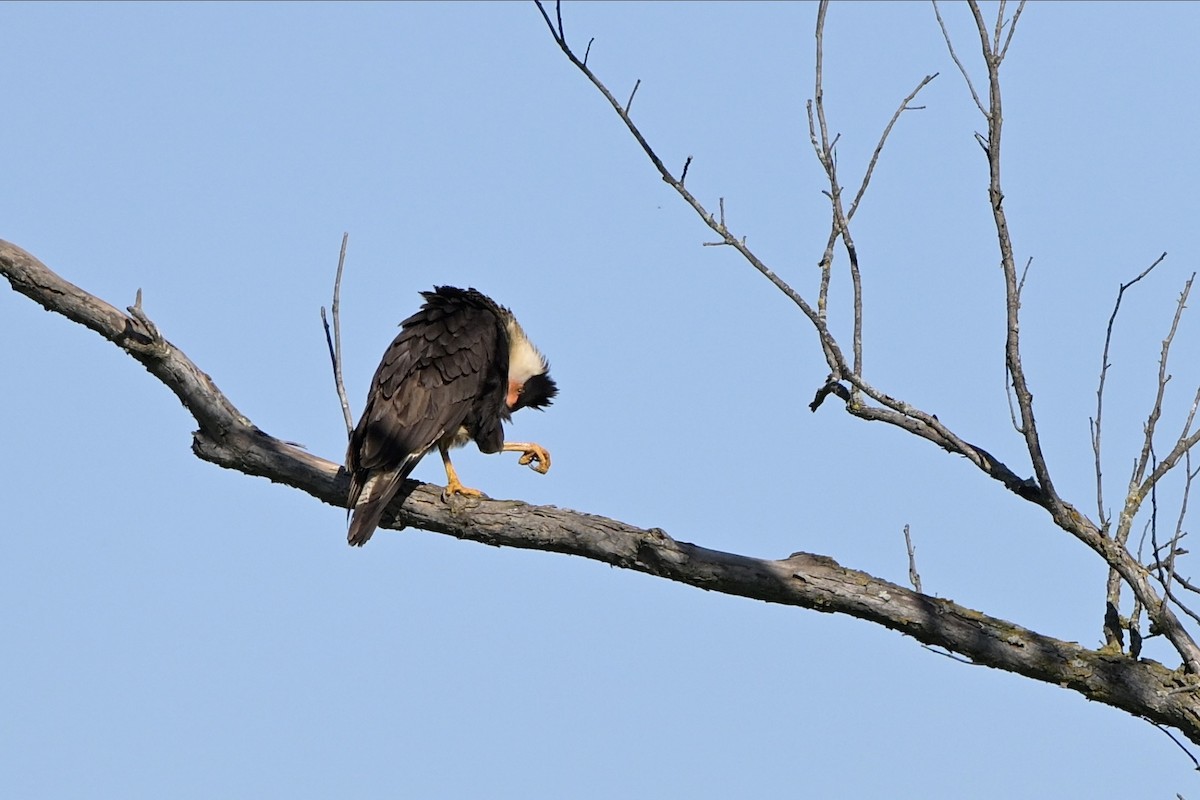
345,286,557,546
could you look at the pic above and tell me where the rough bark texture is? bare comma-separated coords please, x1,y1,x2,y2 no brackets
5,237,1200,743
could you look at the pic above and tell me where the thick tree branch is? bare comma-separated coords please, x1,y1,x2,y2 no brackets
7,236,1200,742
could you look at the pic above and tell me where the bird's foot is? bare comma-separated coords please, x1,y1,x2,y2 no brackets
512,443,551,474
443,476,484,501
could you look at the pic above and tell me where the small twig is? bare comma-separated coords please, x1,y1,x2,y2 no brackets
1154,722,1200,771
1167,573,1200,598
1163,451,1197,603
1016,256,1033,298
1121,277,1199,558
583,37,593,66
680,155,692,186
846,72,939,222
1001,258,1033,437
932,0,988,118
126,288,162,342
991,0,1006,56
321,233,354,440
625,79,641,114
1165,589,1200,628
998,1,1027,61
1097,262,1171,597
1136,275,1195,488
1004,362,1022,434
1149,446,1165,589
920,645,981,666
903,524,923,593
1095,254,1169,532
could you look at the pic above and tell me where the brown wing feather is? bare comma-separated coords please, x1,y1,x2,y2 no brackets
346,287,509,546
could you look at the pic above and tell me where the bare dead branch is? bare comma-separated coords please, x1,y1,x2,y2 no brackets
806,0,873,379
846,72,939,222
1163,452,1196,602
956,0,1065,530
1133,276,1195,492
625,78,641,114
999,0,1027,61
533,0,823,358
811,0,864,378
1094,253,1169,530
1005,362,1023,434
932,1,988,118
1139,389,1200,519
1016,255,1033,298
1100,255,1170,637
1004,256,1035,440
991,0,1007,55
321,233,354,440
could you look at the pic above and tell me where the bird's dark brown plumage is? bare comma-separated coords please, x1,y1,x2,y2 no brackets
345,286,556,546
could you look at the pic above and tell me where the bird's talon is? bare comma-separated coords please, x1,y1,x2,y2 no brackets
520,446,551,474
443,480,484,500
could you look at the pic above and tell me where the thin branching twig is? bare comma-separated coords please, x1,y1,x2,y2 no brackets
321,233,354,439
932,1,987,117
1094,253,1168,531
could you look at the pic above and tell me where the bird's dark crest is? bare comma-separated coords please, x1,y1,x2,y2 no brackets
513,371,558,412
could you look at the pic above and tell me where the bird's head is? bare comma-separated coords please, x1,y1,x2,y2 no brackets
504,315,557,412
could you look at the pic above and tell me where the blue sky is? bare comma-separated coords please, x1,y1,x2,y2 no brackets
4,2,1200,797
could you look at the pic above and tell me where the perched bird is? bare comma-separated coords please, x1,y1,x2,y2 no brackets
345,286,557,546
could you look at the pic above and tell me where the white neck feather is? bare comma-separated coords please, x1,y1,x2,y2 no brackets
506,318,546,384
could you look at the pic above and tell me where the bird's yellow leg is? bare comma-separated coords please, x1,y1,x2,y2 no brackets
439,444,483,497
502,442,552,474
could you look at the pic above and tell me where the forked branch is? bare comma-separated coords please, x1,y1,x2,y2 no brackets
534,1,1014,511
938,1,1200,670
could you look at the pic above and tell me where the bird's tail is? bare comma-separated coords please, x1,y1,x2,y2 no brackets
347,456,421,547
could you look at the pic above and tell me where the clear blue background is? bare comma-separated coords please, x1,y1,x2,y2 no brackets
4,2,1200,797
